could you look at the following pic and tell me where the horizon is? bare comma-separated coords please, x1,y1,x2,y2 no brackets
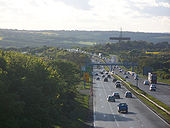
1,28,170,34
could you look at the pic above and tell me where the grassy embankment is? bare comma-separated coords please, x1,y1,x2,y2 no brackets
55,77,92,128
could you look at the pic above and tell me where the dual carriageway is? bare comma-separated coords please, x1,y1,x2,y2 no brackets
92,57,170,128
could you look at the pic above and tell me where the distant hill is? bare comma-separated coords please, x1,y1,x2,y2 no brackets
0,29,170,48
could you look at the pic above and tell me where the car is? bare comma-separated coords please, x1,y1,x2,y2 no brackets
112,92,120,99
104,77,108,82
100,71,104,74
149,84,156,91
117,103,128,113
134,76,138,80
150,86,156,91
115,82,121,88
107,74,111,78
105,72,109,75
96,77,100,80
119,70,122,72
123,72,127,75
150,84,156,88
102,75,105,78
95,73,98,76
124,75,128,79
143,80,149,85
112,78,117,82
107,95,115,102
125,91,132,98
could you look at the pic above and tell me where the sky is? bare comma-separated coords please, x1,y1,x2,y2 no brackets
0,0,170,32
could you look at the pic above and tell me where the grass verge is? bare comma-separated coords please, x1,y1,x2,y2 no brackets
55,79,92,128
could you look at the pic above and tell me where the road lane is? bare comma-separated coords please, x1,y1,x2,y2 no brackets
93,67,170,128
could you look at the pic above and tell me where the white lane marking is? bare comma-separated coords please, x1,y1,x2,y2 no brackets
93,76,96,128
101,105,104,108
100,80,119,128
113,115,120,127
93,101,96,128
99,93,101,96
104,114,106,117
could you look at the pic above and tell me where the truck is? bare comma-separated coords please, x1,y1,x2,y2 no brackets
148,72,157,84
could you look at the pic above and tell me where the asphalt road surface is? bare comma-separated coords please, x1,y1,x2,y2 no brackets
93,66,170,128
108,55,170,107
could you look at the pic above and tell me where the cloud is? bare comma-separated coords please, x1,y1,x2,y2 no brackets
53,0,92,10
0,0,170,32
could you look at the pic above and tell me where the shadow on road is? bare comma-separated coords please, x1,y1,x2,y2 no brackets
95,111,133,122
114,114,133,121
157,82,170,86
127,111,136,114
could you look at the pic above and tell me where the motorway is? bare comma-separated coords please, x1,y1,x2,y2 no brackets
108,55,170,107
93,66,170,128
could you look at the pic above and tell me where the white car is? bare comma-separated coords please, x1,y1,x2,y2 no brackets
149,84,156,91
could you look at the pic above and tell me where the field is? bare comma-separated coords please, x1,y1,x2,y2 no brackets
0,29,170,48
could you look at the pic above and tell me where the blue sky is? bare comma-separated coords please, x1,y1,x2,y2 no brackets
0,0,170,32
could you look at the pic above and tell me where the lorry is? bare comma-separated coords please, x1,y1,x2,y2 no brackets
148,72,157,84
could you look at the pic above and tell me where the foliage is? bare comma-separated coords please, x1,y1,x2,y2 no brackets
0,49,89,128
86,41,170,80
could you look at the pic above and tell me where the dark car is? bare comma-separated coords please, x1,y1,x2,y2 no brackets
95,73,98,76
96,77,100,80
105,72,109,75
107,95,115,102
107,74,111,78
134,76,138,80
102,75,105,78
124,75,128,79
125,91,132,98
104,77,108,82
143,80,149,85
100,72,104,74
117,103,128,113
112,92,120,99
115,81,121,88
112,78,117,82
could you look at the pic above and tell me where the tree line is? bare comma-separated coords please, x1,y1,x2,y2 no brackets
84,41,170,79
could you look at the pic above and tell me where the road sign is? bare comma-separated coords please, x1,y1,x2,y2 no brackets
86,72,89,82
83,72,86,80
